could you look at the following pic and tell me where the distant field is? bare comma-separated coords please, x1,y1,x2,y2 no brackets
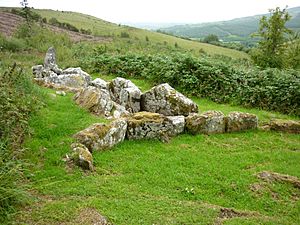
34,9,249,59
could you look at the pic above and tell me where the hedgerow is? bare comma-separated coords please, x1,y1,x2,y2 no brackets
87,53,300,115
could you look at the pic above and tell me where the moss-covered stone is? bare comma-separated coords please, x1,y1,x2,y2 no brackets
226,112,258,132
269,119,300,134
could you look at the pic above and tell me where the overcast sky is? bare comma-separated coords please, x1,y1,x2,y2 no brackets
0,0,299,23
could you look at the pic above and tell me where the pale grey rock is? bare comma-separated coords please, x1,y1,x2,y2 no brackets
226,112,258,132
32,65,44,78
109,77,142,113
186,111,225,135
55,90,66,96
112,102,130,119
141,83,198,116
167,115,185,136
74,86,114,117
70,143,93,170
91,78,109,90
74,119,127,152
126,112,185,141
43,47,62,74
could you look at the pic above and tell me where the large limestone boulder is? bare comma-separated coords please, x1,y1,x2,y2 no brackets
74,119,127,152
126,112,185,141
186,111,225,135
141,83,198,116
226,112,258,132
269,119,300,134
74,86,114,117
109,77,142,113
69,143,93,170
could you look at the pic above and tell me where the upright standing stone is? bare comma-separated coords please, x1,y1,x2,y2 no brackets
43,47,62,74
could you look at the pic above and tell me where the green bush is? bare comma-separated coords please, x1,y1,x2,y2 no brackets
0,34,26,52
87,53,300,115
0,63,41,222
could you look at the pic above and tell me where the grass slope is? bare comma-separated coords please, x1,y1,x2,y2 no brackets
33,9,248,59
13,76,300,225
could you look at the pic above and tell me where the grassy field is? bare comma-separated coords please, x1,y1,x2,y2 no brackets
10,74,300,225
34,9,249,59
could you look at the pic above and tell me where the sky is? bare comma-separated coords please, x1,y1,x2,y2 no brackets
0,0,299,24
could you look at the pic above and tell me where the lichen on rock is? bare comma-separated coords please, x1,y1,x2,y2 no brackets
226,112,258,132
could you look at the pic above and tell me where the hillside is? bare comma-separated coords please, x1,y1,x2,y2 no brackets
160,6,300,43
0,7,248,59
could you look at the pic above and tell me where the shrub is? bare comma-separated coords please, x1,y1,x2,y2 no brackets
120,32,130,38
87,53,300,115
0,34,26,52
0,63,41,222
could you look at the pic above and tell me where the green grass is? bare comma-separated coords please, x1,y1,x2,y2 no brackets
33,9,249,59
12,81,300,224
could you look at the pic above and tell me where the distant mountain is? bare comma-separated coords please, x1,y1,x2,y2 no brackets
160,6,300,44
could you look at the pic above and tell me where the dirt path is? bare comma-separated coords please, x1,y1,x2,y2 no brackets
0,12,112,42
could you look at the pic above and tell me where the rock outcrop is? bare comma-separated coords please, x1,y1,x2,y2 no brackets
69,143,93,170
141,83,198,116
109,77,142,113
186,111,226,135
126,112,185,141
32,47,91,91
74,119,127,152
226,112,258,132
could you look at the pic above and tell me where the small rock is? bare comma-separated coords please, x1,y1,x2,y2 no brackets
70,143,93,170
74,119,127,152
226,112,258,132
141,83,198,116
186,111,225,135
56,90,66,96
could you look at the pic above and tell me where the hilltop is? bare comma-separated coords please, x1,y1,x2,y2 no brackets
0,7,248,59
160,6,300,44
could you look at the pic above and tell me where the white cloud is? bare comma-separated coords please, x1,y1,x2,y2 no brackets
0,0,299,23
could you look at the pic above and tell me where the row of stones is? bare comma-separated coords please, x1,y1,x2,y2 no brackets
69,110,258,170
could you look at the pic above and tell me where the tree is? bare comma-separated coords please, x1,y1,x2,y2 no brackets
251,7,292,68
203,34,219,43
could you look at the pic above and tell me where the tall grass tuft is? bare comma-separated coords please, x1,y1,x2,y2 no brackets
0,63,42,223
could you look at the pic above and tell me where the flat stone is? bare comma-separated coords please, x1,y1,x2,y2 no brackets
186,110,225,135
269,119,300,134
126,112,185,141
226,112,258,132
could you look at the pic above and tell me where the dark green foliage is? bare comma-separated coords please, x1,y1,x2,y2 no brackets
203,34,219,43
80,28,92,35
10,8,42,23
0,34,26,52
87,53,300,115
120,32,130,38
49,17,79,32
0,63,41,222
